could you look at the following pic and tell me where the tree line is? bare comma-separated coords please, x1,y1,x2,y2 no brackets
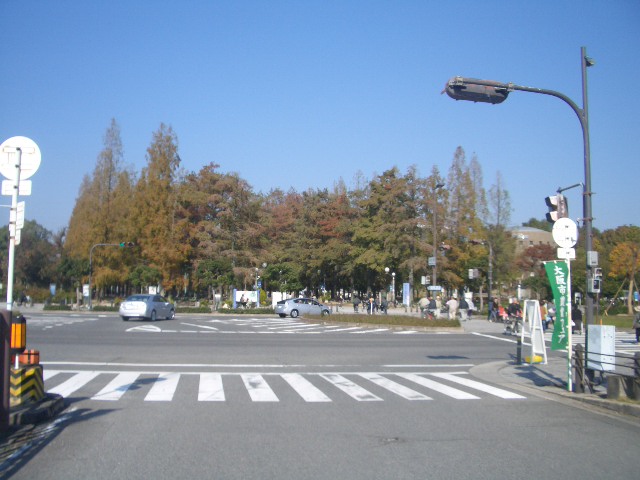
2,120,638,313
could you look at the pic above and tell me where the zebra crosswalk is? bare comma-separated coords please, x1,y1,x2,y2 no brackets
43,369,526,404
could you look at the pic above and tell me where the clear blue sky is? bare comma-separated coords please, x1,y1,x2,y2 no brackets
1,1,638,234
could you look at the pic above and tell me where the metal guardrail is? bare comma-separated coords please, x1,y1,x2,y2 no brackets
573,344,640,398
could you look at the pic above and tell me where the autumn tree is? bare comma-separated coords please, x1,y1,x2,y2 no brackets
131,123,188,293
178,163,265,294
441,147,485,291
64,119,136,296
606,226,640,313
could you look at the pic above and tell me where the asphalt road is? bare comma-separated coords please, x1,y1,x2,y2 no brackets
2,312,639,479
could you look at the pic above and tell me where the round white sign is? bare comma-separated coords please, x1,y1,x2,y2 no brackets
0,136,42,181
552,217,579,248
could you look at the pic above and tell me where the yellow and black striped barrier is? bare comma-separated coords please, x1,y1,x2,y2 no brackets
10,365,44,407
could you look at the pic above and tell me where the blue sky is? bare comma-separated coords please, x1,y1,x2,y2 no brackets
1,1,638,235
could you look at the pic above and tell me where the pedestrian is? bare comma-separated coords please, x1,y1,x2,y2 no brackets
381,297,388,314
368,296,375,315
633,306,640,343
353,295,361,312
571,303,583,334
540,301,548,330
427,296,437,319
467,298,476,318
507,299,522,320
435,295,442,319
459,296,469,321
418,296,429,316
239,294,247,309
445,296,458,320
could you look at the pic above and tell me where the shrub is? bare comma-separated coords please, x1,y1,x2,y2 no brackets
43,304,72,311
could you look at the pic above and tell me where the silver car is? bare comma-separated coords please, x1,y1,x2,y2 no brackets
275,298,330,318
119,294,175,321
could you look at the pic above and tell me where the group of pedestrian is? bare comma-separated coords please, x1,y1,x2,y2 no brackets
352,295,389,314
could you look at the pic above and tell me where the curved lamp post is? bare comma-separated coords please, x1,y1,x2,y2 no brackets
443,47,596,339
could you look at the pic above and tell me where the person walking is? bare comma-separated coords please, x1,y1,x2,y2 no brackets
446,296,458,321
633,306,640,343
459,296,469,321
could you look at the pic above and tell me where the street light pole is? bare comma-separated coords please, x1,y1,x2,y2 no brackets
432,182,445,288
444,47,596,334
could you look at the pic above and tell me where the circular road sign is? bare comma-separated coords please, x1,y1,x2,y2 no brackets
552,217,579,249
0,136,42,181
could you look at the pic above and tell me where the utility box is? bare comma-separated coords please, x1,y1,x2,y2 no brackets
587,325,615,371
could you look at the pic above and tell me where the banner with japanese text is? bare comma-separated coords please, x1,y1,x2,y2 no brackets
545,260,569,350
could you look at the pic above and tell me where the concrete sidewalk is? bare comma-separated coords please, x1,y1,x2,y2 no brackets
462,316,640,419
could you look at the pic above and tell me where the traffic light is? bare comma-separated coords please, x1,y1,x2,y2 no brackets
545,194,568,223
119,242,135,247
589,268,603,293
444,77,509,104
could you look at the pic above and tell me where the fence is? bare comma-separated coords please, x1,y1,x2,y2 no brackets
573,344,640,399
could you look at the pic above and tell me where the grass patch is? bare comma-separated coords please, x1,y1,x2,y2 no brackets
308,313,460,328
594,314,634,330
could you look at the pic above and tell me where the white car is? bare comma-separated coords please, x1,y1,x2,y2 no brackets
274,298,330,318
119,294,175,321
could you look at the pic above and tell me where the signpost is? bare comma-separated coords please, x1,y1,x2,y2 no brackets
0,136,40,431
546,217,578,392
0,136,41,311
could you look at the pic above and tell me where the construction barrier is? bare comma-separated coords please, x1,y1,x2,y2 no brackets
18,349,40,366
10,365,44,407
10,314,26,355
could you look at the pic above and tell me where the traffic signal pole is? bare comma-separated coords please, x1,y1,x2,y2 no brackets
445,48,596,367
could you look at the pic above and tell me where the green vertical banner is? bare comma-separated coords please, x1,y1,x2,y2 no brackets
545,261,569,350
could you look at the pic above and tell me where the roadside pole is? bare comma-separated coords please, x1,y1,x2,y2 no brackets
0,136,41,430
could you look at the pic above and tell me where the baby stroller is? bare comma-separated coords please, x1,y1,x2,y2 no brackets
504,314,522,336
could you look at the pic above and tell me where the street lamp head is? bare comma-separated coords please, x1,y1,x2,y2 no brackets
385,267,389,273
444,77,509,104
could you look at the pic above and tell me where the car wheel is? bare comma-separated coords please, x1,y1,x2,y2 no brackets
167,309,175,320
121,316,129,321
290,309,299,318
150,310,157,322
278,314,286,318
321,309,329,316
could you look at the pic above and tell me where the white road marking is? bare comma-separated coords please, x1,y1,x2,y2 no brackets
431,372,526,399
198,373,225,401
241,374,279,402
281,373,332,402
145,372,181,401
92,372,141,401
320,373,382,401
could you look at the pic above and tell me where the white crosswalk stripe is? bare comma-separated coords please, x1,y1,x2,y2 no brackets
43,370,526,404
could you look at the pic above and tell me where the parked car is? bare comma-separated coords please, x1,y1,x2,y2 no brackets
274,298,330,318
119,294,175,321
